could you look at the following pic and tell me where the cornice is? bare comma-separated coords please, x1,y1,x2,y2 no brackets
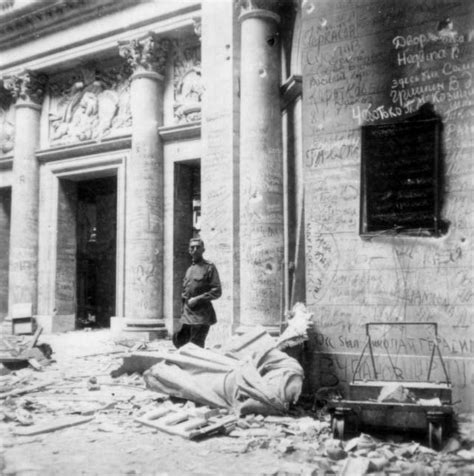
158,122,201,142
0,155,13,170
1,5,200,75
36,134,132,162
0,0,137,50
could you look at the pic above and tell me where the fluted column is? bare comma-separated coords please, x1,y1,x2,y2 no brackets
118,34,169,335
239,1,284,333
5,71,46,319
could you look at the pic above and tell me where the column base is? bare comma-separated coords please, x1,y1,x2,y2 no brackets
111,317,168,341
235,324,281,337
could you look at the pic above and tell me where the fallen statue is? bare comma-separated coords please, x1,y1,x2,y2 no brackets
143,303,313,416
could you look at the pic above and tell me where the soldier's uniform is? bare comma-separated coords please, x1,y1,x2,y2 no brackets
174,258,222,348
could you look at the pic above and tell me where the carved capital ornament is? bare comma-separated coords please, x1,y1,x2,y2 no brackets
4,70,47,105
192,18,201,41
118,33,170,76
236,0,281,23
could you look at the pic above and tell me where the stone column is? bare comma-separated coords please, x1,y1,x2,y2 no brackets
118,34,169,336
238,1,284,333
5,71,46,318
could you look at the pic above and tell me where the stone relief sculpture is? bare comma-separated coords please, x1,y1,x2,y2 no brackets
48,64,131,145
173,41,203,124
0,106,14,155
0,92,14,156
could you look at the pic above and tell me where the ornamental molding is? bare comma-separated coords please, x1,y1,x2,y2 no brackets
47,62,132,146
0,0,135,49
4,70,47,105
118,33,170,75
172,39,202,124
192,17,201,41
235,0,281,15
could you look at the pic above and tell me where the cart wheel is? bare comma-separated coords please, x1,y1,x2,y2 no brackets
428,421,443,450
332,417,345,440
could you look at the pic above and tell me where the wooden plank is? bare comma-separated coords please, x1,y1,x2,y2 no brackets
135,417,191,439
14,416,94,436
135,413,237,440
142,408,173,421
160,411,189,426
332,399,453,411
28,326,43,350
192,408,220,419
0,380,54,399
174,417,207,432
188,415,237,439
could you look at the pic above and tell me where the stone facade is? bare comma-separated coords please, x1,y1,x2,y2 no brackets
0,0,472,412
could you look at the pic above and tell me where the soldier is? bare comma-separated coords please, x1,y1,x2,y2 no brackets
173,238,222,348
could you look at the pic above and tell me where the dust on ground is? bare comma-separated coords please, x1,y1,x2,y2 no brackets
1,329,473,476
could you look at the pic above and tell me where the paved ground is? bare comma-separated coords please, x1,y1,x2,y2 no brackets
1,329,473,476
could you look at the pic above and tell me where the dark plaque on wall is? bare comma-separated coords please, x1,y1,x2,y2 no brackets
360,118,441,236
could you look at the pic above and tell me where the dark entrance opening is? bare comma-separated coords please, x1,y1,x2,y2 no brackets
76,176,117,328
173,161,200,327
0,188,11,320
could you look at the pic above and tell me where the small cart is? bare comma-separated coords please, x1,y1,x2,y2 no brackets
327,322,453,450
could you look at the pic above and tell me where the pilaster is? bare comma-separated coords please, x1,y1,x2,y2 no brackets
200,1,240,344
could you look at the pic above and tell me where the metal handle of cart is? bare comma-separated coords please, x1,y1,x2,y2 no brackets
352,322,451,385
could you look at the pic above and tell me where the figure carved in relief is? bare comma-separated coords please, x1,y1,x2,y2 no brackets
0,108,14,154
0,89,14,154
49,65,130,144
175,66,203,123
173,42,203,124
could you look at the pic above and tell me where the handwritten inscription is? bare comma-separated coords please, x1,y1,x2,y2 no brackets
310,351,473,391
302,2,474,410
306,225,339,302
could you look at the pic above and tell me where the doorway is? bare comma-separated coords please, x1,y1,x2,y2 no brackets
173,161,200,324
75,176,117,328
0,188,11,320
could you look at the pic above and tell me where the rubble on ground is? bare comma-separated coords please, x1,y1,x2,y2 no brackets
0,327,472,476
0,327,52,372
128,303,315,416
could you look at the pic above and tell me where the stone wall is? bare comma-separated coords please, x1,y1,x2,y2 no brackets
301,0,474,411
200,0,241,343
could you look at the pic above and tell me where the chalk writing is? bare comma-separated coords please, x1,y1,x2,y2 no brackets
302,2,474,411
306,225,339,302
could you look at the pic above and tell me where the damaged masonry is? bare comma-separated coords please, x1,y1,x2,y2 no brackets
1,306,473,475
0,0,473,475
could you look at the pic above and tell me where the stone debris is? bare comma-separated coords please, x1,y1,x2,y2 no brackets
0,327,53,374
377,382,416,403
0,329,472,476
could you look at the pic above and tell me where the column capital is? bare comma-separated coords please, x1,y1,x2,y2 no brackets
118,33,170,77
192,17,201,42
236,0,281,23
4,70,47,106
